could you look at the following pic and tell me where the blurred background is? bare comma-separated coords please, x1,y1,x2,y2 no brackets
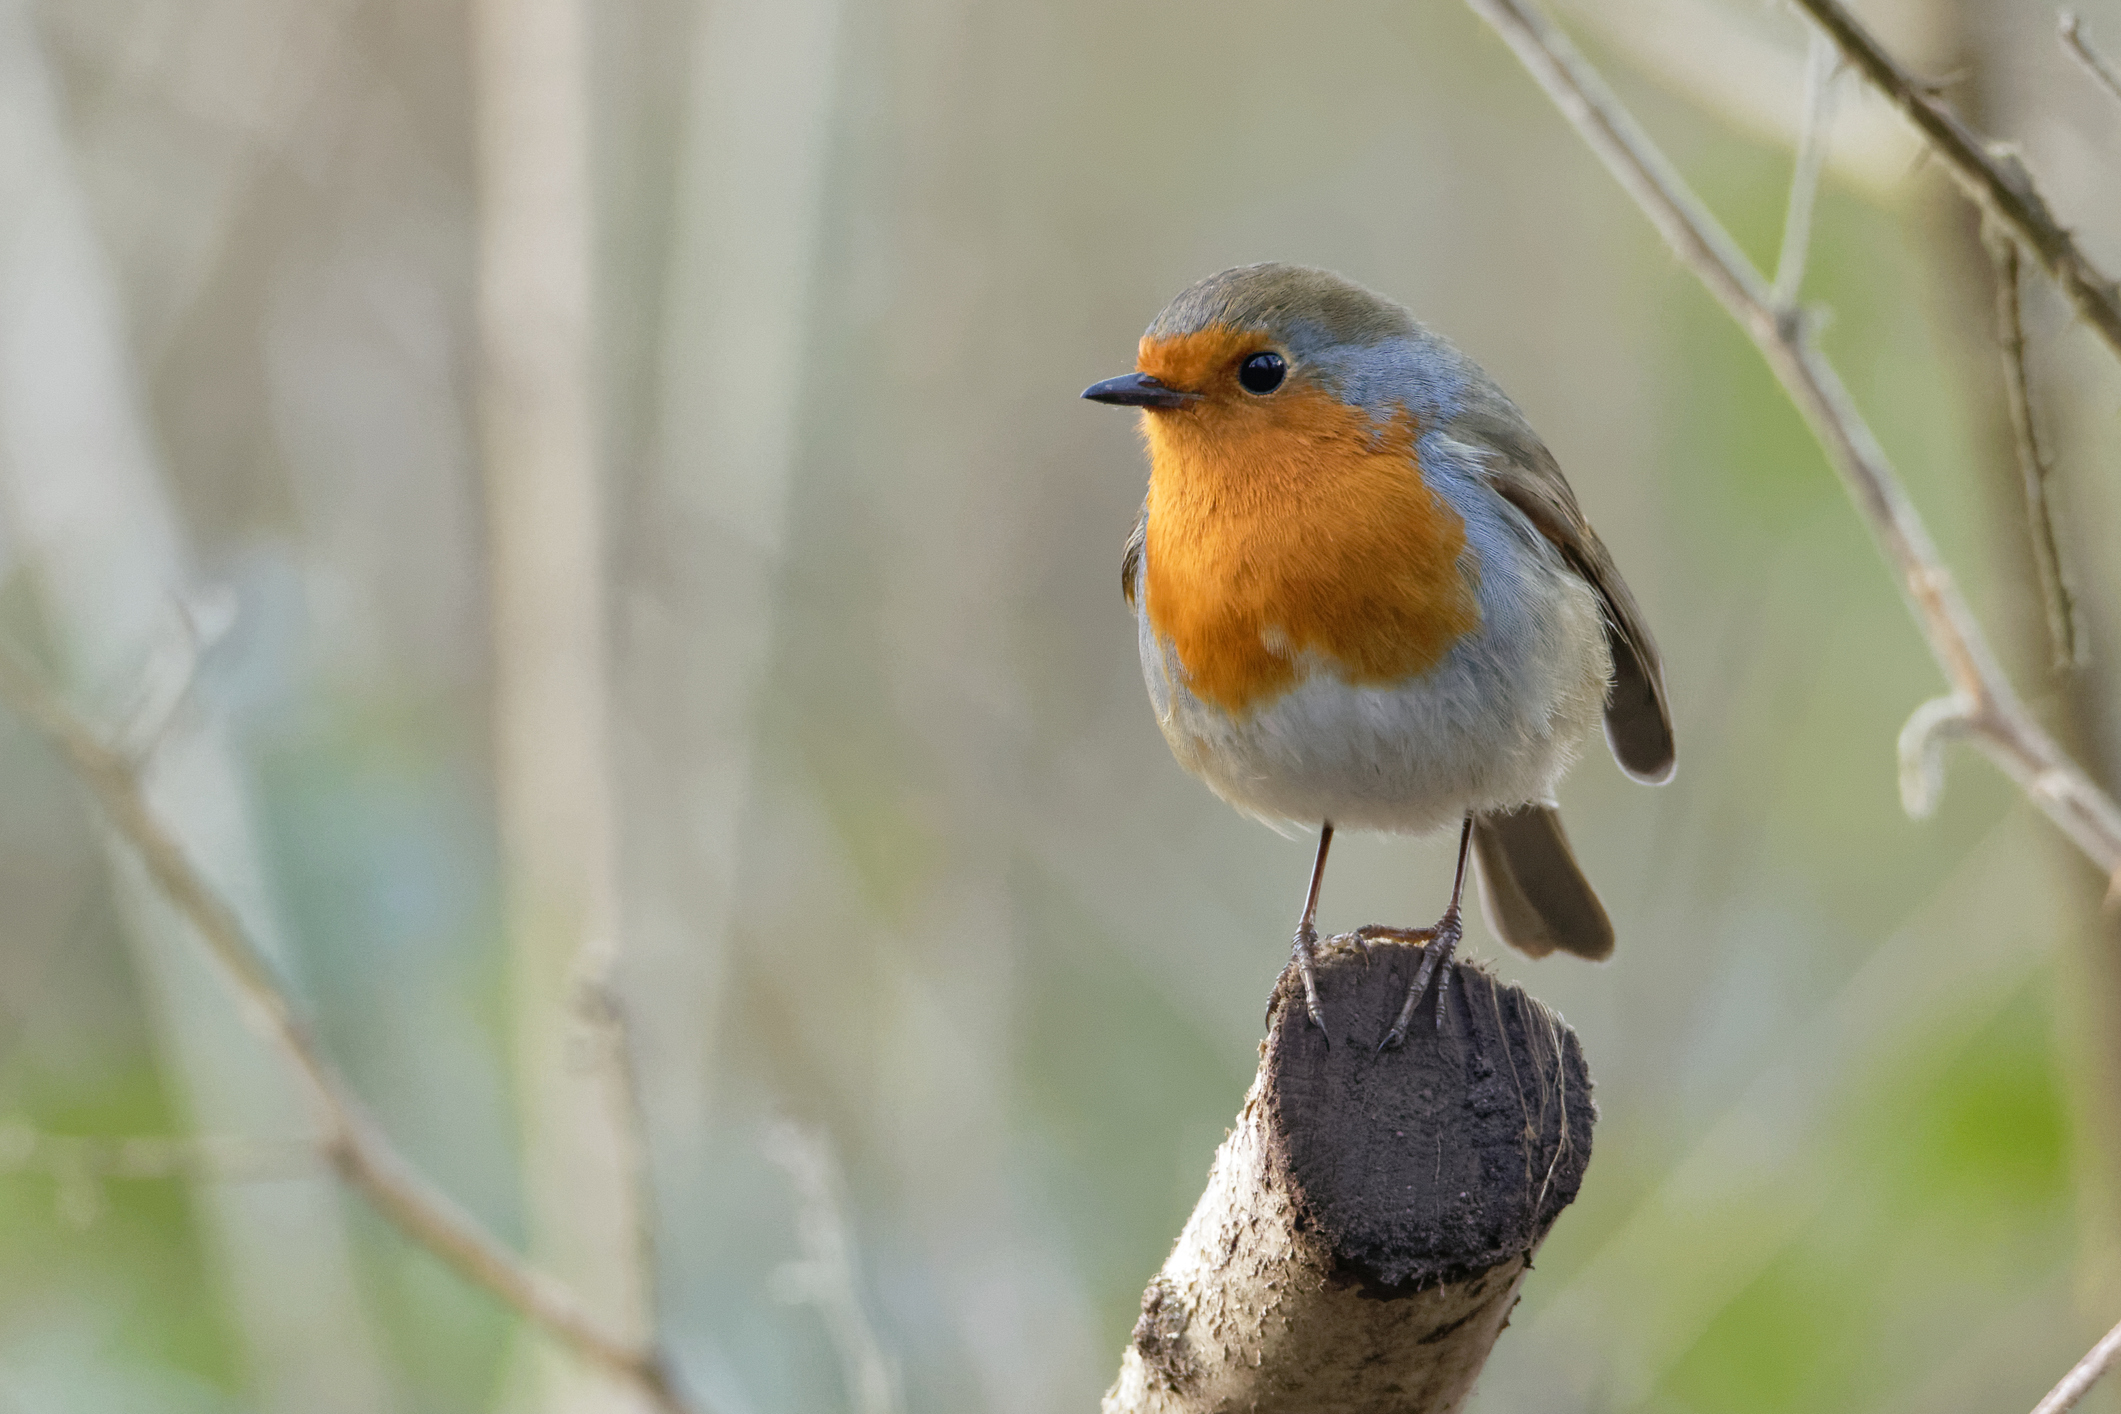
1,0,2119,1410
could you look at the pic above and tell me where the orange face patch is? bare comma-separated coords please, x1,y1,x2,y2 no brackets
1138,327,1480,716
1137,326,1275,393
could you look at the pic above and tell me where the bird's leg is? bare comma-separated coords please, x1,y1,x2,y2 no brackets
1280,823,1335,1039
1379,814,1475,1051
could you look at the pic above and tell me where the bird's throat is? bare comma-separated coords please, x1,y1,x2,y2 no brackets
1142,392,1481,717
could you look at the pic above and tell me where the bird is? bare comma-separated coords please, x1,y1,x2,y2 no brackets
1082,263,1673,1050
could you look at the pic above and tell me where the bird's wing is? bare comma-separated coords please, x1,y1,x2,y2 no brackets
1451,402,1676,784
1121,503,1147,606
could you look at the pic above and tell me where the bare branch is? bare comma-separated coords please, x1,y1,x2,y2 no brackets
1771,32,1841,312
1897,694,1975,820
114,591,231,768
1786,0,2121,363
0,1120,313,1181
0,1120,315,1229
1987,232,2084,671
1551,0,1918,199
765,1123,902,1414
0,640,704,1414
1464,0,2121,879
2031,1314,2121,1414
2060,12,2121,110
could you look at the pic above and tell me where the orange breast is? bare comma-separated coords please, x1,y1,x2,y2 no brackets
1141,365,1480,718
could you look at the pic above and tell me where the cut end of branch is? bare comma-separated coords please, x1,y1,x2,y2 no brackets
1266,943,1594,1290
1104,939,1594,1413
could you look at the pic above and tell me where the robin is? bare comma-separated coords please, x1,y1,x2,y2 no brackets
1083,264,1674,1050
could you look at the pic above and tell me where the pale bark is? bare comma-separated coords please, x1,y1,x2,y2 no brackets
1104,940,1594,1414
472,1,652,1409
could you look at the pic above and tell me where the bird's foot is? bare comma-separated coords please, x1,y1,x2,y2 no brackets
1279,921,1330,1046
1378,908,1462,1052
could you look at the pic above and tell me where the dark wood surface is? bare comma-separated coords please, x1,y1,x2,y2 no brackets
1269,937,1595,1290
1104,936,1596,1413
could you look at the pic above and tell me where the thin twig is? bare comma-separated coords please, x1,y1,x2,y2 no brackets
1771,31,1841,313
0,1121,313,1181
765,1123,902,1414
1786,0,2121,363
1897,693,1976,820
1465,0,2121,895
573,945,668,1349
0,641,702,1414
2060,13,2121,110
0,1121,315,1229
115,593,222,768
1987,231,2083,672
1552,0,1918,199
2030,1314,2121,1414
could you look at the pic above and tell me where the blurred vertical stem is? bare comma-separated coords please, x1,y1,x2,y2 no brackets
1916,0,2121,1350
472,0,655,1409
0,4,401,1410
615,0,846,1231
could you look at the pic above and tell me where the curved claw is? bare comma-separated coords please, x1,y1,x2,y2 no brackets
1289,922,1330,1048
1377,910,1462,1052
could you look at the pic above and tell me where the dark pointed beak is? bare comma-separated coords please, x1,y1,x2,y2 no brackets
1081,372,1200,409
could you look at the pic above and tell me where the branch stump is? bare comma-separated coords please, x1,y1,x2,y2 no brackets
1103,937,1595,1414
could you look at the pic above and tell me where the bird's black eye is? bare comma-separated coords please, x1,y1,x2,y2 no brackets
1238,350,1286,394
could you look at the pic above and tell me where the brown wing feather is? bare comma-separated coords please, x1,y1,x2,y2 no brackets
1121,504,1147,605
1451,406,1676,784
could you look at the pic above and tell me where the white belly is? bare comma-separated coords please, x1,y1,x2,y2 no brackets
1137,546,1610,836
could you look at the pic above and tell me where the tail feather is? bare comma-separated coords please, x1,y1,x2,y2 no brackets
1471,805,1614,961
